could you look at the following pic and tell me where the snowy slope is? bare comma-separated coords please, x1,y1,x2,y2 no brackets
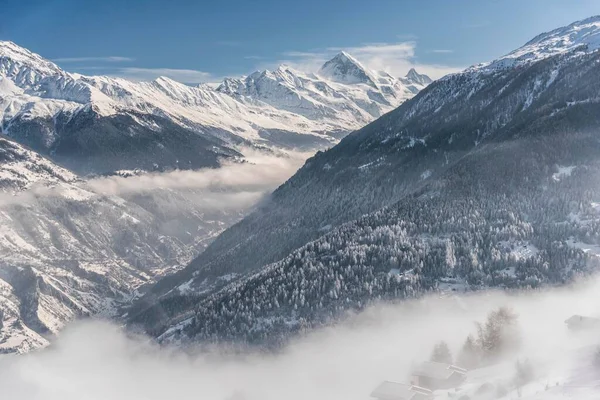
0,182,247,354
133,15,600,344
0,41,432,353
0,136,75,191
0,41,430,174
477,15,600,72
0,139,255,354
217,54,425,130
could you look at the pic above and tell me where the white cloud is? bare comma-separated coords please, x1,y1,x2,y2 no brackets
430,49,454,54
53,56,134,63
281,50,326,58
329,42,417,59
84,149,310,197
0,149,309,210
113,67,216,83
272,41,464,80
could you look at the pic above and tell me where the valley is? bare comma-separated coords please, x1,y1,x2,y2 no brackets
3,6,600,400
0,41,430,353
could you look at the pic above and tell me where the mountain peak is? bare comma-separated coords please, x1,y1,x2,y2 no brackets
0,40,27,55
0,40,65,88
0,40,55,66
333,50,358,63
153,75,180,85
405,68,433,85
318,52,377,87
478,15,600,71
525,15,600,48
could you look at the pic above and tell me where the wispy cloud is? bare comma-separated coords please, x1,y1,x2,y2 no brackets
430,49,454,54
51,55,215,84
85,149,309,196
281,50,325,58
57,65,219,84
272,41,463,80
53,56,134,63
243,55,264,60
112,67,216,83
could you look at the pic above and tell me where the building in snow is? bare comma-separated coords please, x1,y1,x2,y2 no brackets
370,381,433,400
410,361,467,390
565,315,600,330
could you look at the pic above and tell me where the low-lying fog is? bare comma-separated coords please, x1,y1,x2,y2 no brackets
0,149,311,274
2,277,600,400
0,149,315,355
1,148,311,208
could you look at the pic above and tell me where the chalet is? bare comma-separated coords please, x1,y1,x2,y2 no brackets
565,315,600,331
410,361,467,390
370,381,434,400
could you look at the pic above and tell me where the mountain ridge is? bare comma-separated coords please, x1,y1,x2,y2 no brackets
0,43,431,353
0,43,431,175
128,15,600,345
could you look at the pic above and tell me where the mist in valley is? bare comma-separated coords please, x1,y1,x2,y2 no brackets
1,148,310,207
2,278,599,400
0,150,311,354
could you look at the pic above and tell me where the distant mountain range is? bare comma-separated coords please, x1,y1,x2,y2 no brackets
10,15,600,355
126,16,600,347
0,42,430,175
0,41,430,353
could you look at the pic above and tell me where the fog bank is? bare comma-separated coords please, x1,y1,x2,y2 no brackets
0,149,310,209
84,149,311,196
2,278,600,400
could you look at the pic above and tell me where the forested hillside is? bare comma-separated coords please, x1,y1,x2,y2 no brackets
130,17,600,339
159,130,600,345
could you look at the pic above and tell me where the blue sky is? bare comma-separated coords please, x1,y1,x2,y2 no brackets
2,0,600,83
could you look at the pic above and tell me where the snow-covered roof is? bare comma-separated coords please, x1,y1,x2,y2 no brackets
412,361,467,380
565,315,600,325
370,381,432,400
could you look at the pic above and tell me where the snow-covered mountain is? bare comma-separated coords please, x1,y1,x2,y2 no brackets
404,67,433,86
128,16,600,346
0,41,429,174
0,139,258,353
0,135,75,192
0,41,430,354
477,15,600,72
217,52,425,130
